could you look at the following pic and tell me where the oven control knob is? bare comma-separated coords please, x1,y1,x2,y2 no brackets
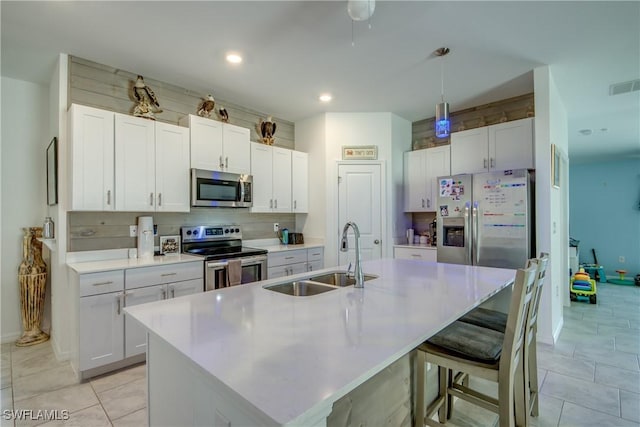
235,228,240,233
193,230,198,235
186,230,192,235
225,229,229,234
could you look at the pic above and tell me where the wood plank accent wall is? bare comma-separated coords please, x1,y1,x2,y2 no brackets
67,56,296,251
411,93,534,150
69,56,295,148
68,210,295,252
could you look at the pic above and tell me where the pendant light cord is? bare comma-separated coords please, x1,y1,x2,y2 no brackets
440,57,445,102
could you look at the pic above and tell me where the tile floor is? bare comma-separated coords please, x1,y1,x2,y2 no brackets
0,281,639,426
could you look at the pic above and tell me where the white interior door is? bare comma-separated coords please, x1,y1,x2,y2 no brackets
338,163,382,265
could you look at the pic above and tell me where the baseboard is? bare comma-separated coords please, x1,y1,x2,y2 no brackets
1,332,21,344
552,316,564,344
51,335,70,362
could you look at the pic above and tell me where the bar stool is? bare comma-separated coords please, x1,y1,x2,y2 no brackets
414,262,538,427
459,254,549,421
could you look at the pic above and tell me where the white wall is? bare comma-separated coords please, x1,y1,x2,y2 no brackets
296,113,410,267
1,77,49,342
534,65,569,345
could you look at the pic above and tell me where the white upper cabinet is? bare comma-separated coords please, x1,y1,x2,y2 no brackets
488,118,534,172
291,150,309,213
115,114,156,212
250,142,305,213
180,115,250,175
222,124,251,174
155,122,190,212
69,104,115,211
115,114,190,212
451,118,534,174
404,146,450,212
249,143,274,212
272,147,292,212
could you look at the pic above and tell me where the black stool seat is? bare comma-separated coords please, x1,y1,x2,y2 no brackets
460,307,508,333
427,320,505,364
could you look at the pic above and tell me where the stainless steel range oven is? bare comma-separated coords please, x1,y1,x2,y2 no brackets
181,225,268,291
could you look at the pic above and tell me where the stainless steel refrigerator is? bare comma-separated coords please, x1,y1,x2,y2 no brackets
436,169,534,269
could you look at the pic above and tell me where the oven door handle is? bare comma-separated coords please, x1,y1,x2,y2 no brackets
240,256,267,265
206,261,228,269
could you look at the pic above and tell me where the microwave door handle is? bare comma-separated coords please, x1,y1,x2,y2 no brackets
239,181,245,202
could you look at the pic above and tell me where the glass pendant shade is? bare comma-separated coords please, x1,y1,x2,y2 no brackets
348,0,375,21
435,101,450,138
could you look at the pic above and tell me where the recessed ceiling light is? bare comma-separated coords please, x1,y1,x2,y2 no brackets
226,53,243,64
578,129,592,136
319,93,332,102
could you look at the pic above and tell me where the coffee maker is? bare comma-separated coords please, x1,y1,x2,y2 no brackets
430,218,437,246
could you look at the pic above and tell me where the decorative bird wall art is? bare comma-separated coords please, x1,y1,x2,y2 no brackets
197,94,216,118
132,75,162,120
257,116,276,145
217,106,229,123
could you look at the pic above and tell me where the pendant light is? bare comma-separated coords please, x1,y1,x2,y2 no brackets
348,0,375,46
435,47,450,138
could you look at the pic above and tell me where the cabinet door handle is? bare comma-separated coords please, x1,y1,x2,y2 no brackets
421,199,425,208
150,193,154,206
161,289,167,300
490,158,495,168
92,281,114,287
309,264,313,271
484,158,488,169
219,156,224,169
161,272,177,277
116,294,121,315
171,288,175,298
269,199,273,209
225,157,228,168
294,200,297,210
107,190,111,205
427,198,431,208
158,193,162,206
274,199,277,209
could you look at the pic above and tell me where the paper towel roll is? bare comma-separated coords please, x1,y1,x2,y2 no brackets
137,216,154,259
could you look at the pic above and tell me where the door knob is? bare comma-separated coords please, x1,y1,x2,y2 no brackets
374,239,380,244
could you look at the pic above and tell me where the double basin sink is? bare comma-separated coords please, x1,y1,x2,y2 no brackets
264,271,378,296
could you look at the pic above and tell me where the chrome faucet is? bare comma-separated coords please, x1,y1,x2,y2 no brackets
340,221,364,288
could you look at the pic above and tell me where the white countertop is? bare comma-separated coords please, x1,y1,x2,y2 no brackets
245,237,324,253
125,258,515,425
67,254,203,274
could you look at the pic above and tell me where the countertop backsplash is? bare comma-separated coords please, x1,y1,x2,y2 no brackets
68,210,295,252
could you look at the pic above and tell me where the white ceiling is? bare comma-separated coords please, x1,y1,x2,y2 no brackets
2,1,638,163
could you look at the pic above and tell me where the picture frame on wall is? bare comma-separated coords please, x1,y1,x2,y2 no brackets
551,143,561,189
46,137,58,206
160,235,181,255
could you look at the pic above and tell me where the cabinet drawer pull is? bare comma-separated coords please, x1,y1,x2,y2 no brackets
92,281,114,286
161,272,177,277
284,256,294,260
411,254,422,258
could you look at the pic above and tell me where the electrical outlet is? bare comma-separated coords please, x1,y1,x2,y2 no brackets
273,223,279,232
129,225,137,237
619,256,625,263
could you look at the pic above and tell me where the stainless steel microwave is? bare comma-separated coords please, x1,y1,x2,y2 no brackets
191,169,253,208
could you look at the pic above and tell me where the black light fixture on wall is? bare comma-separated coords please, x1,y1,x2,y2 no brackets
435,47,451,138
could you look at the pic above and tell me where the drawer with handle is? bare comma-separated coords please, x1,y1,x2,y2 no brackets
79,270,124,297
125,261,203,289
268,249,308,267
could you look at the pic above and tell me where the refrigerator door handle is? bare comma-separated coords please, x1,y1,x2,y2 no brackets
472,201,479,266
464,202,472,265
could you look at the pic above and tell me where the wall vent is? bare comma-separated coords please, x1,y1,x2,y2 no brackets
609,79,640,96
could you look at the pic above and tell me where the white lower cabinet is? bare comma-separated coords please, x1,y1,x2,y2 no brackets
75,261,203,376
267,247,324,279
79,291,124,370
393,246,437,262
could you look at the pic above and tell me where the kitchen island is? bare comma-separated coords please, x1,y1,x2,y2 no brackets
125,258,515,426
